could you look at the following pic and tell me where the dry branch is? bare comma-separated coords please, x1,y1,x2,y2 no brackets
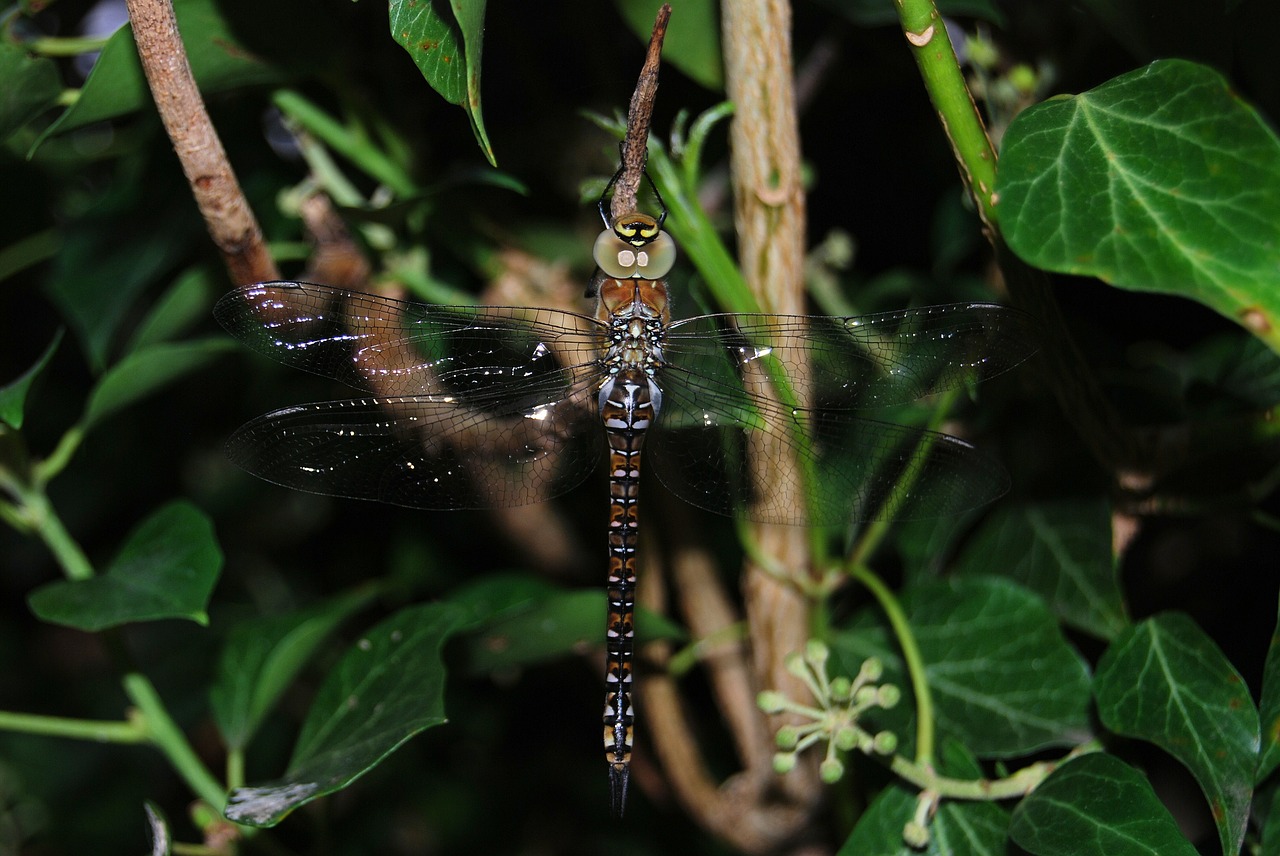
125,0,277,285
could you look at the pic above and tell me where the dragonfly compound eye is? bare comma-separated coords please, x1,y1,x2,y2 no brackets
593,227,676,280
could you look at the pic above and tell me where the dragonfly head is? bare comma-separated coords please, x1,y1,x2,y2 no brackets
594,212,677,280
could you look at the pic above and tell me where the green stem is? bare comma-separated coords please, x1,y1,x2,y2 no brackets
847,563,934,765
888,740,1102,800
0,710,147,743
895,0,999,229
24,35,112,57
0,469,94,581
847,386,962,568
123,672,226,811
273,89,417,199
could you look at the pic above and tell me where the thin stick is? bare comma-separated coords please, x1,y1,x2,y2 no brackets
611,4,671,222
125,0,277,285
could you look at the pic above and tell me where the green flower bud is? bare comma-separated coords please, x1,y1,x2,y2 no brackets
819,758,844,784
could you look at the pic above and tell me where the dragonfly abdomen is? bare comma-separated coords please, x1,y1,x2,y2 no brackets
599,369,660,817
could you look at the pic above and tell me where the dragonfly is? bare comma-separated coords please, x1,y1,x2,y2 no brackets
214,185,1037,817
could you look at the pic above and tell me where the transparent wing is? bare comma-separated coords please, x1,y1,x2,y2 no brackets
649,303,1036,524
214,281,605,400
226,392,604,510
216,281,608,509
663,302,1038,411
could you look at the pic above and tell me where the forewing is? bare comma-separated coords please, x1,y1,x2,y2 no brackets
217,281,608,509
214,281,603,399
664,302,1038,411
650,303,1029,525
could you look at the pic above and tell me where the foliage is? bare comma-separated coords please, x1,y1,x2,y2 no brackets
1,0,1279,854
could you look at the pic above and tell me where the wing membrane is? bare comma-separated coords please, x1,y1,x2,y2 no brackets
227,393,603,510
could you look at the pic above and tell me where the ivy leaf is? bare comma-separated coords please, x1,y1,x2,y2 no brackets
32,0,279,148
616,0,723,90
224,602,469,826
953,499,1128,640
1009,753,1198,855
28,502,222,631
1260,596,1280,783
1094,613,1259,856
0,330,62,430
388,0,495,166
83,338,236,430
838,783,1008,855
210,587,378,751
834,577,1093,759
0,42,62,141
998,59,1280,352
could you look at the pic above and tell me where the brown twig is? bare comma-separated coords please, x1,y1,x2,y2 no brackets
125,0,277,285
610,4,671,223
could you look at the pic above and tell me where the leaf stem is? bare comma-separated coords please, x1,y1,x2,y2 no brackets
123,671,227,811
894,0,998,230
0,709,147,743
888,740,1102,800
846,563,935,765
0,467,94,581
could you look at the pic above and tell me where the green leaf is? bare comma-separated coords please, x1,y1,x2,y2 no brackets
28,502,222,631
834,577,1093,758
210,588,379,751
224,601,469,827
1094,613,1259,856
0,330,62,430
953,499,1128,640
43,194,199,372
1260,596,1280,784
33,0,279,147
1262,785,1280,856
0,42,62,142
1009,753,1198,856
125,268,217,354
838,783,1008,855
998,59,1280,352
454,574,684,674
83,338,235,430
388,0,495,166
616,0,724,90
839,739,1008,855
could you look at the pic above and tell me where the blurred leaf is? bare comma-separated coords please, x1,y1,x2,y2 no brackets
1094,612,1259,856
999,60,1280,353
1260,596,1280,784
387,0,495,166
834,577,1093,758
32,0,279,147
456,574,684,674
616,0,723,90
1009,753,1198,856
210,587,379,751
0,42,62,142
1185,333,1280,410
125,268,217,354
44,194,199,371
0,330,62,430
28,502,222,631
225,601,469,826
953,499,1128,640
84,338,236,430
